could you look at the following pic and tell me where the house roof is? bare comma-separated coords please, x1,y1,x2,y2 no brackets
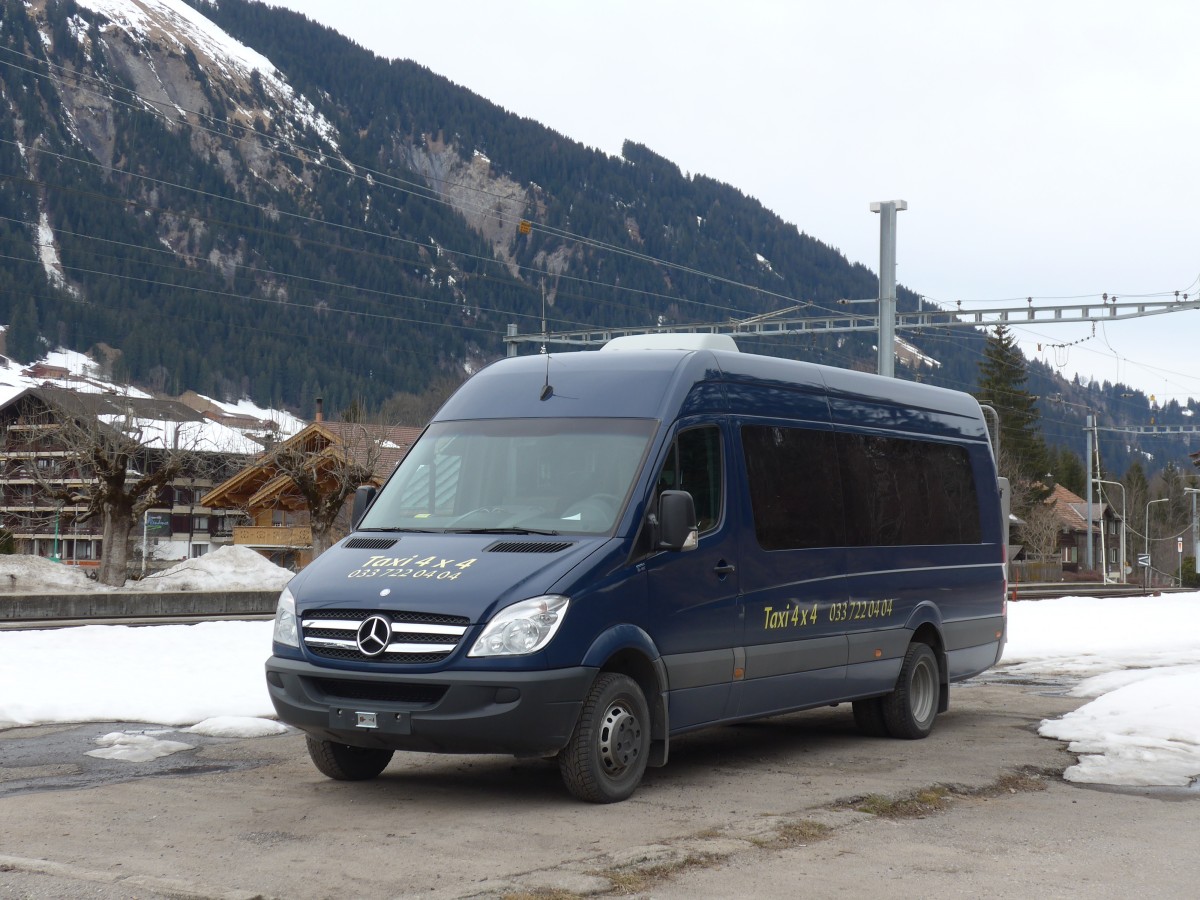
1045,484,1111,534
200,420,422,509
1,386,271,456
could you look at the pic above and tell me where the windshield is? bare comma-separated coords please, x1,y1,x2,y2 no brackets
359,418,657,535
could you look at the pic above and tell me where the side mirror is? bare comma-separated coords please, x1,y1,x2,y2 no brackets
351,485,377,529
657,490,698,552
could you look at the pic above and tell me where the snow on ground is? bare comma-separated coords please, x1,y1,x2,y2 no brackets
1005,594,1200,788
1,589,1198,786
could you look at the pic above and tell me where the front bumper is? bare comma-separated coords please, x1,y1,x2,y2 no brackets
266,656,596,757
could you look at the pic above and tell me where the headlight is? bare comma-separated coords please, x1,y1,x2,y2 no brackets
469,595,569,657
272,586,299,648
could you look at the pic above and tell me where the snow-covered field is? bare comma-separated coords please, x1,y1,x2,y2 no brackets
2,582,1198,786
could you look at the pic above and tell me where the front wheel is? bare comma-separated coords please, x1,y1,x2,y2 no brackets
306,735,394,780
881,642,940,739
559,673,650,803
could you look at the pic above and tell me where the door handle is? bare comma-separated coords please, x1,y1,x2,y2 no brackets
713,561,736,576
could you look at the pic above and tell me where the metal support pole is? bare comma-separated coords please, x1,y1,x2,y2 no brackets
1096,479,1126,583
1185,488,1200,575
1145,497,1168,591
870,200,906,378
1085,416,1094,571
506,324,519,358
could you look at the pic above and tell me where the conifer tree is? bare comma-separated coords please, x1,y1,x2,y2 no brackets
975,325,1046,485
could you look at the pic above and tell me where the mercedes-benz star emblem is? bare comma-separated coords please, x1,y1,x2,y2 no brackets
356,614,392,657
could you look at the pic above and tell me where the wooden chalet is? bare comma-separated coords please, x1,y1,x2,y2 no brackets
200,418,421,570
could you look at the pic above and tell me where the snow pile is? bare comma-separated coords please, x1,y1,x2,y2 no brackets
1037,669,1200,787
129,545,292,592
0,555,101,594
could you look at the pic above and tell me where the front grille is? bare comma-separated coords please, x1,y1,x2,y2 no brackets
301,609,471,664
312,678,447,704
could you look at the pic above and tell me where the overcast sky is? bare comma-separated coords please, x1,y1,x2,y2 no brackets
271,1,1200,406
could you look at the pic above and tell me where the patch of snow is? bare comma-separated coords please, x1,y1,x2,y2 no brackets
186,716,289,738
86,730,194,762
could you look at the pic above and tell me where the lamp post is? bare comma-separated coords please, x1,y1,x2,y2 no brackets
49,502,62,563
1144,497,1168,592
1185,487,1200,584
1096,479,1126,583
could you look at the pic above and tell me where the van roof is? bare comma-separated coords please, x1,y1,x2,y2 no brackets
434,345,989,443
601,334,739,353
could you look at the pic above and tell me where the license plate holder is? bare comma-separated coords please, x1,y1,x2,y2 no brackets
329,707,411,734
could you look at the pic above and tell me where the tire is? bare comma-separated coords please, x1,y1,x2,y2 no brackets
852,696,889,737
559,673,650,803
306,735,394,781
881,642,940,740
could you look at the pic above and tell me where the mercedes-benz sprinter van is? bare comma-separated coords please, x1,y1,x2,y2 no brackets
266,336,1006,802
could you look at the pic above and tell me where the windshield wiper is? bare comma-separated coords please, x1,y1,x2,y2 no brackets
359,526,440,533
444,526,561,536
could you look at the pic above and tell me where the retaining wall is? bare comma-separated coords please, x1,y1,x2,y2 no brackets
0,590,280,621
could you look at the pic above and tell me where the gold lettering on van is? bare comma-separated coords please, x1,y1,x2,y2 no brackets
762,602,820,631
347,554,478,582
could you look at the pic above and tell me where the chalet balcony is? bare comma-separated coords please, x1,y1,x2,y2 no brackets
233,525,313,549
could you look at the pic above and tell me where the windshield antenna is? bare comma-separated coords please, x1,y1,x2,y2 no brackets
540,280,554,401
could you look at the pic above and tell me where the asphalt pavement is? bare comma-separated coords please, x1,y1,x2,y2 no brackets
1,677,1195,899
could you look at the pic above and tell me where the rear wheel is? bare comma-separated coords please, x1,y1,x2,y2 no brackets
306,735,394,780
559,673,650,803
881,642,940,739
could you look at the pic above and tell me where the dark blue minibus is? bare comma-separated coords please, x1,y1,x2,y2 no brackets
266,336,1007,802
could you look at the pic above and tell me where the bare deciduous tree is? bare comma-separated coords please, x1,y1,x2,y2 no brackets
1020,500,1063,562
259,423,384,558
24,398,200,585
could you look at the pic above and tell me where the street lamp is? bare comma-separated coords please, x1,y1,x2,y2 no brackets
1144,497,1168,592
1096,480,1126,583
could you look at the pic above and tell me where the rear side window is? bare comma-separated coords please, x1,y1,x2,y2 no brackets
837,432,981,546
741,425,844,550
741,424,982,550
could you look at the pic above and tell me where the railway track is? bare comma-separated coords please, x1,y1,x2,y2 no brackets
1013,582,1187,600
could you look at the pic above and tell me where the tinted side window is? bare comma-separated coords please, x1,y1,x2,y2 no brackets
741,425,845,550
838,433,981,546
657,426,723,533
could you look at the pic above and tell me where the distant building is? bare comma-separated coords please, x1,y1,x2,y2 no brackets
201,418,421,570
0,386,273,572
1014,483,1123,582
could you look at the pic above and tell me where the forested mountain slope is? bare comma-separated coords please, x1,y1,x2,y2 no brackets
0,0,1194,474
